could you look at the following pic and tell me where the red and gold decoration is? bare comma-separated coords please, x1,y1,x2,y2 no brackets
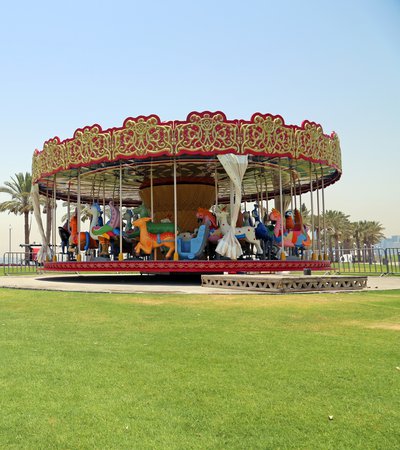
33,111,341,184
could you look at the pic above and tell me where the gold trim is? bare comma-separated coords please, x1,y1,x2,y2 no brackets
32,112,341,183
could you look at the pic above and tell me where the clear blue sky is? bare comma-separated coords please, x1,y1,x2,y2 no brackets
1,0,399,253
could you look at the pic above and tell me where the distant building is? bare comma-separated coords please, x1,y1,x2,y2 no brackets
379,235,400,249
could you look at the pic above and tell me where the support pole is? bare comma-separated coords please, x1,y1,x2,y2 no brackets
102,178,106,215
53,174,57,262
45,184,50,261
279,160,286,260
293,171,297,213
289,167,294,214
67,183,71,226
321,166,327,260
173,159,179,260
102,178,106,257
264,173,269,221
259,168,264,219
118,163,123,261
298,174,302,211
254,172,260,216
77,169,81,261
214,166,218,211
66,182,71,261
150,163,154,220
310,163,316,260
315,170,322,260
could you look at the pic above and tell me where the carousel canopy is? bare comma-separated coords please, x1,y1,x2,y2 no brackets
32,111,341,205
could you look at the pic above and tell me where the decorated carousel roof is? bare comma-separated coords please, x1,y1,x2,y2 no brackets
32,111,341,205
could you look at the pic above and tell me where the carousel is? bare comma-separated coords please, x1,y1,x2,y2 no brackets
31,111,341,274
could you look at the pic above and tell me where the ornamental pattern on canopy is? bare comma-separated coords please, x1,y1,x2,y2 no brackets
32,111,341,183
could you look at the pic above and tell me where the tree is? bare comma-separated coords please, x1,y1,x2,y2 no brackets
360,221,385,247
299,203,311,225
323,210,351,261
352,221,367,261
0,172,33,248
353,220,385,262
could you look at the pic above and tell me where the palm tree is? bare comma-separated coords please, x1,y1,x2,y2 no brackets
324,210,351,261
299,203,311,225
361,221,385,247
352,221,371,261
342,221,355,251
353,220,385,262
0,172,33,248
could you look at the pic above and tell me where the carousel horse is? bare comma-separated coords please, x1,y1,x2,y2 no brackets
122,209,139,242
269,208,311,248
123,209,136,233
89,202,120,257
285,210,295,231
132,203,150,218
91,201,121,238
294,208,306,233
124,205,176,237
132,217,175,259
98,208,134,255
251,204,270,234
69,209,98,252
196,207,222,244
242,210,254,227
214,207,263,255
196,207,217,228
58,220,71,254
251,204,276,259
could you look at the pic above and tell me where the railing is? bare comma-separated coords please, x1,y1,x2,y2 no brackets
2,249,77,275
2,247,399,276
2,251,41,275
328,247,400,275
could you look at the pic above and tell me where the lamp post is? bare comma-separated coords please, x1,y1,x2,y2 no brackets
8,225,12,252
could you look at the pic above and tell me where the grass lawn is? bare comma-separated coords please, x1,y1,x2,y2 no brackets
0,288,399,449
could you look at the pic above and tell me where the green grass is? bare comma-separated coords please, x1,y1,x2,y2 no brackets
2,267,39,276
1,289,399,449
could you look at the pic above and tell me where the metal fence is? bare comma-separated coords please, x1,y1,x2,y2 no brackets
2,251,41,275
2,247,399,276
329,247,400,275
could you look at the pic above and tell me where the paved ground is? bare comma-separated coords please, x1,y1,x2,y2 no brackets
0,273,399,295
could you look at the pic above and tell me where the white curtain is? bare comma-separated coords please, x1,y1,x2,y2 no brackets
216,154,248,259
31,184,52,263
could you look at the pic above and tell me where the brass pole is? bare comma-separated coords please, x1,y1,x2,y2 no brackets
118,163,123,261
279,159,286,260
77,169,81,261
309,163,316,260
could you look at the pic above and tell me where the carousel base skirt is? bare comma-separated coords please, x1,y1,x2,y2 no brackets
43,259,331,274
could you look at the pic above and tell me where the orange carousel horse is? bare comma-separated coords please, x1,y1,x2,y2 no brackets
69,210,98,252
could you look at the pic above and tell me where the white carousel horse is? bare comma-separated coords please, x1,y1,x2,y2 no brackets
214,207,263,254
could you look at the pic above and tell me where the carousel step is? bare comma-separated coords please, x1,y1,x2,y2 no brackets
201,274,368,293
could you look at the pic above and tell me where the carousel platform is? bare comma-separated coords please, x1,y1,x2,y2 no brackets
201,274,368,293
43,259,331,274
